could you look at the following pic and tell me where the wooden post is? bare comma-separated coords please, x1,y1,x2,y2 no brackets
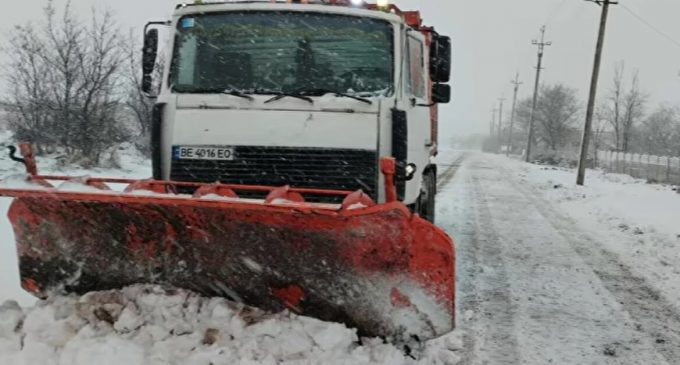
577,0,617,185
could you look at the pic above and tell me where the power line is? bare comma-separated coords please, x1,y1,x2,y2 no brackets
619,4,680,51
496,0,567,102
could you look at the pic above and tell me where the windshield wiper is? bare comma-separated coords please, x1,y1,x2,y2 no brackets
297,88,373,105
264,91,314,104
222,89,254,101
173,86,254,101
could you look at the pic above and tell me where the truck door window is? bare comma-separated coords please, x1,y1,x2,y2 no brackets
176,36,197,85
170,12,394,97
407,36,426,99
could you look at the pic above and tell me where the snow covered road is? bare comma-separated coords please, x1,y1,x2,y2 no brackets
439,153,679,364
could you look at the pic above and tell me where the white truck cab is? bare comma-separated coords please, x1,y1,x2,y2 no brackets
142,0,451,222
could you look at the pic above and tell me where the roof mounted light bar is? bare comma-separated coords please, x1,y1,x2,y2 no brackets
177,0,390,8
174,0,428,28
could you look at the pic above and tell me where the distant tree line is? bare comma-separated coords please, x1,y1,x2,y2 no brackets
496,61,680,165
1,0,157,167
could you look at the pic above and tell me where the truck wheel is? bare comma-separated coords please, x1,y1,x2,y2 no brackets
419,171,436,223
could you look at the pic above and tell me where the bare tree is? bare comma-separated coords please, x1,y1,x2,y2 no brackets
511,86,580,160
601,62,646,153
513,97,534,146
621,70,646,153
591,107,609,164
639,105,679,156
5,24,54,152
4,0,130,165
534,84,580,151
603,62,624,151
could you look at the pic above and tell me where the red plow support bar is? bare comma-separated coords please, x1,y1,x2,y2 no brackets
0,146,456,340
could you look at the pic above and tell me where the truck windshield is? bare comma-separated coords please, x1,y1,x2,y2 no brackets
170,11,394,97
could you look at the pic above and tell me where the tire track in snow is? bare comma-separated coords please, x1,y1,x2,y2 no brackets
507,168,680,364
454,172,484,364
455,169,521,364
437,154,467,192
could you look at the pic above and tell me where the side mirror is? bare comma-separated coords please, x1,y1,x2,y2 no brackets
430,35,451,83
142,29,159,94
433,84,451,104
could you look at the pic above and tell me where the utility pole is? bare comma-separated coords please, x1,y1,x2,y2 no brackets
507,73,523,156
577,0,617,185
525,26,551,162
490,108,498,137
497,97,506,153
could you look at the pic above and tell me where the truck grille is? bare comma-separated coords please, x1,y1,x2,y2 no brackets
170,146,378,202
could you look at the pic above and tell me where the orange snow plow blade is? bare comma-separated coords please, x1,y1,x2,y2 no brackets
0,152,455,340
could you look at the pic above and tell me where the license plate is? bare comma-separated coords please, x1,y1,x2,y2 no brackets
173,146,235,161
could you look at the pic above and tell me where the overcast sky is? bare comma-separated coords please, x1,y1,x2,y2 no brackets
2,0,680,141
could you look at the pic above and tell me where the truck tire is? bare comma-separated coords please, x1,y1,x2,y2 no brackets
419,171,436,223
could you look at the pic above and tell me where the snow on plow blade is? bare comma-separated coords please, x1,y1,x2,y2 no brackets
0,158,454,341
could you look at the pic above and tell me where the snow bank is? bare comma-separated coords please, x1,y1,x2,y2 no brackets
521,164,679,242
0,286,461,365
495,154,680,310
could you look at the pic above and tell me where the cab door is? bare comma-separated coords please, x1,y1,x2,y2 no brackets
400,32,432,205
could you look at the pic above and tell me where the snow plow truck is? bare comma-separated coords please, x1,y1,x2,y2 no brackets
0,0,454,342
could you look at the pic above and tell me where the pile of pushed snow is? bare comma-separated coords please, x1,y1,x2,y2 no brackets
0,286,461,365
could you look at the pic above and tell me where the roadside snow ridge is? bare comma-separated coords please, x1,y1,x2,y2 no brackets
0,285,461,365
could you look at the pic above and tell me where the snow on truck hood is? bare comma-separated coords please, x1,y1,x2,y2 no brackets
175,93,382,114
171,95,382,151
